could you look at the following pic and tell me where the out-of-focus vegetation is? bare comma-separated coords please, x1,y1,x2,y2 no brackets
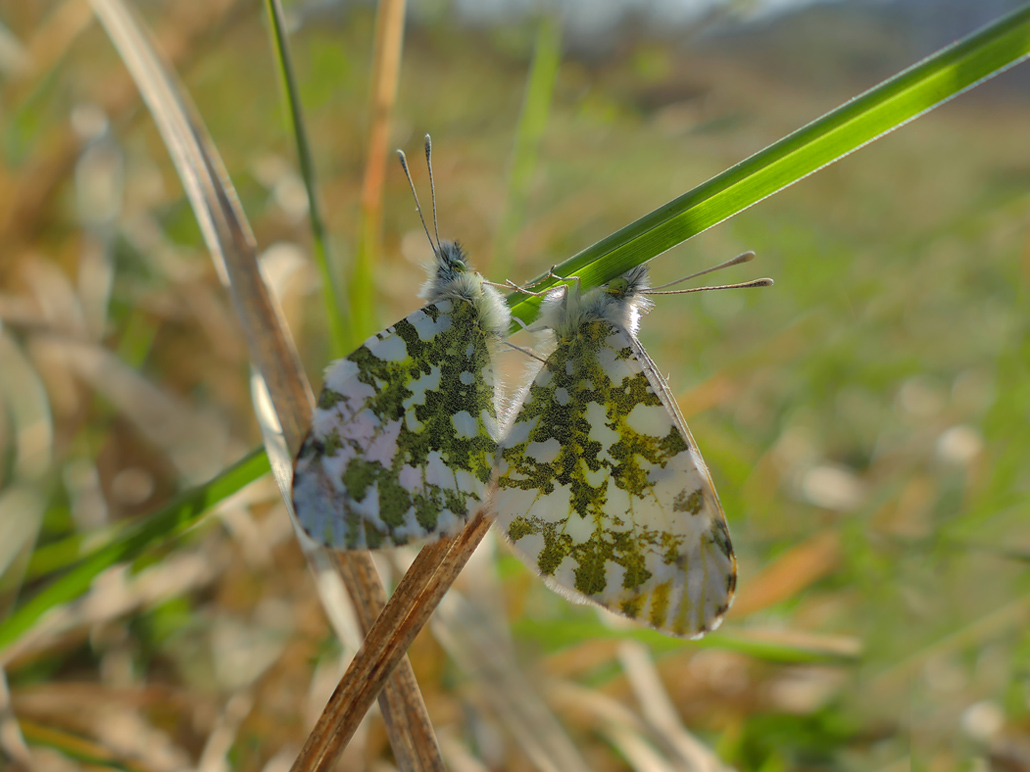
2,1,1030,770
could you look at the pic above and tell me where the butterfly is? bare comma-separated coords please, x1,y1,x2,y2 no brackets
495,258,770,637
292,136,510,550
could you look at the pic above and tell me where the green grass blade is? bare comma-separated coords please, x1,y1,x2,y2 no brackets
0,448,269,655
508,3,1030,323
24,525,91,582
263,0,351,358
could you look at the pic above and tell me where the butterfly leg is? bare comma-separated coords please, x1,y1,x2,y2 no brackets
502,278,553,297
547,267,580,292
504,265,581,297
500,339,546,363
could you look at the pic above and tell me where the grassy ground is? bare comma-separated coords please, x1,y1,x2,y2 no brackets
2,2,1029,770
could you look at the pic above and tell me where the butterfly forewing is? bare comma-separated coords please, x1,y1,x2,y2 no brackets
293,297,499,549
496,318,735,637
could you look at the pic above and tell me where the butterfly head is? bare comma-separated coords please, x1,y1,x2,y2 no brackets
433,240,470,278
604,264,650,302
420,239,484,305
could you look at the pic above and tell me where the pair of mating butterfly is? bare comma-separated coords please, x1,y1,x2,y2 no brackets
292,137,771,639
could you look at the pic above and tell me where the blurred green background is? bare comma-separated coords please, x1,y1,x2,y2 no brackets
2,1,1030,770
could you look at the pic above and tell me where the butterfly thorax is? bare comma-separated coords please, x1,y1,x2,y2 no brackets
541,269,654,341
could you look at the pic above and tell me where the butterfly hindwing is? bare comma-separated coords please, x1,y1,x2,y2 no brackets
293,295,500,550
496,299,735,638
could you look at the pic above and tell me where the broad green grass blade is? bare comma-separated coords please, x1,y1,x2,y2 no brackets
490,14,562,278
264,0,351,358
0,448,269,655
508,3,1030,323
24,526,90,581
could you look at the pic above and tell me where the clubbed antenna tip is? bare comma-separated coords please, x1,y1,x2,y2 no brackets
423,134,441,249
398,146,439,256
649,251,758,291
647,277,773,296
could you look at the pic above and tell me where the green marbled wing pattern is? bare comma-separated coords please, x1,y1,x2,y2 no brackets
495,320,736,638
292,298,499,549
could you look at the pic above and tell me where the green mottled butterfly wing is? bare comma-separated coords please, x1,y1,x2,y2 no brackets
293,296,501,550
496,319,735,638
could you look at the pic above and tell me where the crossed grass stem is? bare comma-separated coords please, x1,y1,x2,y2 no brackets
290,511,492,772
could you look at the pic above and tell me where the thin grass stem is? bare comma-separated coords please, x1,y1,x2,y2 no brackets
290,512,492,772
263,0,351,357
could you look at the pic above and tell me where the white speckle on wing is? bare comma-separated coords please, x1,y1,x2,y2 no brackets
452,410,477,439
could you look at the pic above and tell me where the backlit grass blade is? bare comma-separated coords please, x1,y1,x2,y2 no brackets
508,3,1030,323
0,448,269,656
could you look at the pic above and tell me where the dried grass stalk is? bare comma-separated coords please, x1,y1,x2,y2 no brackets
88,1,443,767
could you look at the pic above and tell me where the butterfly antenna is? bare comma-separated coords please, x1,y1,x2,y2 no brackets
397,148,439,255
424,134,442,249
648,251,757,291
647,278,774,295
